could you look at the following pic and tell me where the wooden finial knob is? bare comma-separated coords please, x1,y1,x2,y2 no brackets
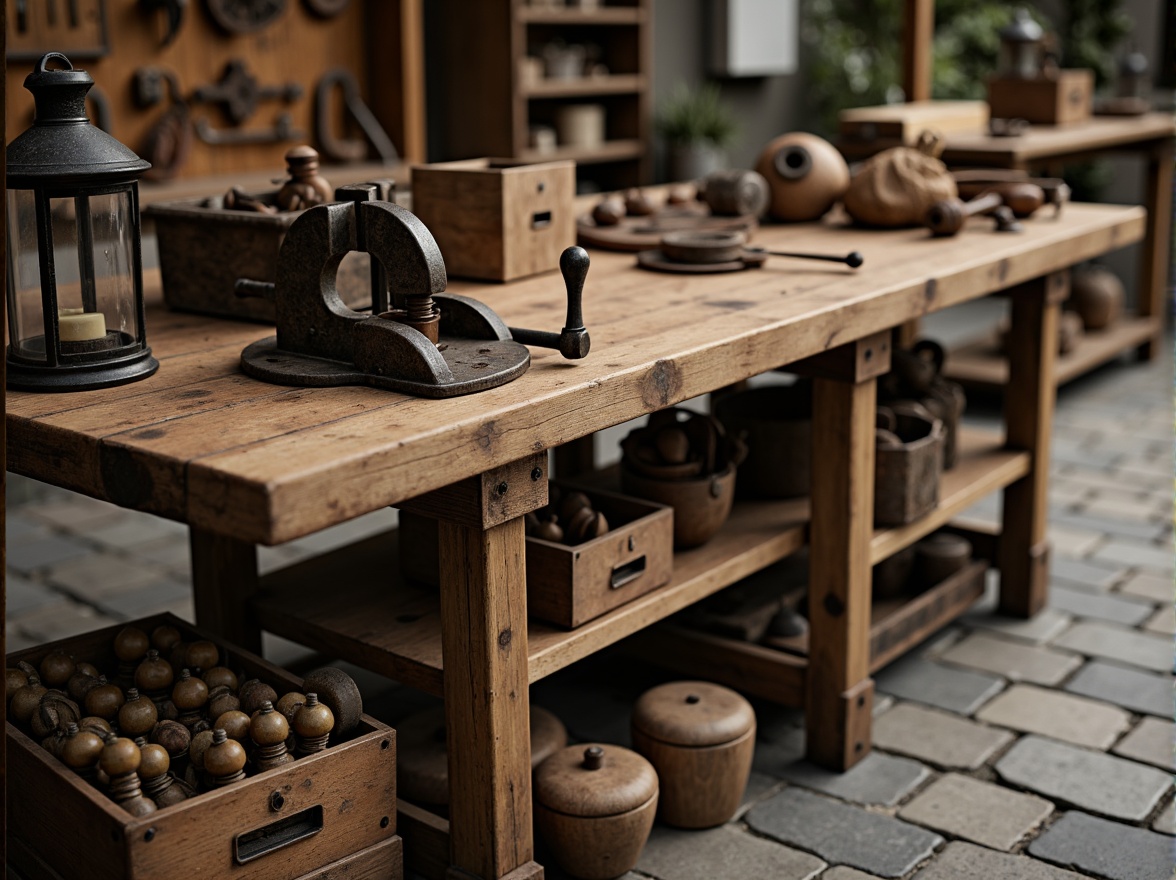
582,746,604,770
276,691,307,724
10,675,47,725
113,626,150,663
189,728,216,770
172,669,209,711
206,728,248,782
6,667,29,701
100,736,142,776
250,701,289,746
139,742,171,779
202,666,238,692
294,693,335,738
84,677,126,720
238,679,278,717
151,720,191,758
184,641,219,672
135,650,174,692
118,688,159,737
215,709,252,742
61,725,105,771
39,650,76,688
151,625,182,653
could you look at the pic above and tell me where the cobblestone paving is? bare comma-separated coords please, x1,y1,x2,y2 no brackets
6,336,1173,879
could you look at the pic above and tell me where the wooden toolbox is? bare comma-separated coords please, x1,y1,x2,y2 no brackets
410,158,576,282
987,70,1094,125
399,484,674,628
6,613,402,880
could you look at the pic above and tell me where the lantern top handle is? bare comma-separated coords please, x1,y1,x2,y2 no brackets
37,52,75,73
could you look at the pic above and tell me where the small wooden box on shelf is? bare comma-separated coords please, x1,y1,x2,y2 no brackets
399,483,674,628
6,613,402,880
987,70,1094,125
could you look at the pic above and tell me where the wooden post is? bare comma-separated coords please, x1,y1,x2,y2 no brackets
999,272,1065,617
438,516,541,880
1137,137,1173,361
553,435,595,480
801,334,889,771
901,0,934,102
190,528,261,654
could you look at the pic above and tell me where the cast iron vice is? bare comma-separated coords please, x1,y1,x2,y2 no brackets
236,185,590,398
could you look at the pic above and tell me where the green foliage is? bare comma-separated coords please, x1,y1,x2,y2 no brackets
655,83,739,148
1061,0,1132,87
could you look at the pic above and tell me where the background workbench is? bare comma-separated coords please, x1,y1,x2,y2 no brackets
6,202,1145,880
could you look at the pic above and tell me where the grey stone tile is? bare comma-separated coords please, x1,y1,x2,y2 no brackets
1029,811,1176,880
6,533,93,575
1151,800,1175,835
46,553,172,599
995,736,1171,822
1050,447,1123,470
779,751,931,807
5,574,62,616
1064,660,1173,718
1116,571,1172,603
976,683,1132,749
1045,522,1105,557
873,702,1013,770
1048,586,1155,627
1052,511,1163,542
898,773,1053,851
1092,539,1173,574
94,578,192,619
86,515,187,550
1049,557,1125,592
1111,717,1175,772
874,655,1004,715
746,788,942,879
940,633,1083,685
636,824,825,880
750,711,806,778
913,840,1091,880
26,495,128,531
13,598,120,643
1142,604,1175,635
1053,621,1172,673
1081,494,1167,524
964,607,1072,645
822,869,884,880
130,536,193,575
5,511,50,540
739,771,783,811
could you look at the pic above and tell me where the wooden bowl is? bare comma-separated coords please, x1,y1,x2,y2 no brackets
713,384,811,498
620,461,737,549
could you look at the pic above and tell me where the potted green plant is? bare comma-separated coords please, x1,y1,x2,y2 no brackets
656,83,738,181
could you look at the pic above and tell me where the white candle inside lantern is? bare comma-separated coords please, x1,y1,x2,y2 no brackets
58,309,107,342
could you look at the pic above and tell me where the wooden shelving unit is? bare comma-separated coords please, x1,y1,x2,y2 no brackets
251,428,1021,698
945,315,1161,392
434,0,652,191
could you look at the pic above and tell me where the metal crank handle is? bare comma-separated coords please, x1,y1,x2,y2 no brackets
509,246,592,360
235,278,276,301
748,248,864,268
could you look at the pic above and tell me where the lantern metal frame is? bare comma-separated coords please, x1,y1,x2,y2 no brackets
6,52,158,392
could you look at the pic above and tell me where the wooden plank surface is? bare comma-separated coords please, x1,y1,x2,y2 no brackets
7,204,1145,545
939,113,1176,165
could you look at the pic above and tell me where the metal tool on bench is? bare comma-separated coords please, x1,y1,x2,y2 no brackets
637,230,863,274
235,184,591,398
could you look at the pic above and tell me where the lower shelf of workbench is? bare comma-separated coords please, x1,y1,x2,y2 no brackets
629,558,989,707
250,428,1024,700
944,314,1159,391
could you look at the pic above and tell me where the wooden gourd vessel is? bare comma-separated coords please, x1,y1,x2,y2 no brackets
755,132,850,221
534,744,658,880
630,681,755,828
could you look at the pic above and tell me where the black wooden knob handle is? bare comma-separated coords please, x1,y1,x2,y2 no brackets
560,246,589,332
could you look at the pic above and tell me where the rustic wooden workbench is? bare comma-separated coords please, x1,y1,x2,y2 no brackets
7,202,1145,880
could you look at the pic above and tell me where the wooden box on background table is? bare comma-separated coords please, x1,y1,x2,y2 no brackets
399,483,674,628
987,70,1094,125
410,158,576,281
6,613,402,880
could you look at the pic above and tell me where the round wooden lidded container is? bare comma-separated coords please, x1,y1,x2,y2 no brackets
396,705,567,809
534,743,658,880
631,681,755,828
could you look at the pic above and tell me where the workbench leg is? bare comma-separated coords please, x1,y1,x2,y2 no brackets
1137,138,1173,361
190,528,261,654
805,376,877,771
553,435,595,480
438,516,542,880
999,272,1065,617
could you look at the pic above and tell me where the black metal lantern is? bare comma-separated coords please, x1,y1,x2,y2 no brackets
6,52,158,391
998,9,1044,80
1117,49,1150,100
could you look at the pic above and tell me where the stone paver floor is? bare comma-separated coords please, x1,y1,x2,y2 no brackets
6,327,1174,879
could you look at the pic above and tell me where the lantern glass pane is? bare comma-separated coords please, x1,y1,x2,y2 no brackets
6,189,45,361
85,190,138,344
